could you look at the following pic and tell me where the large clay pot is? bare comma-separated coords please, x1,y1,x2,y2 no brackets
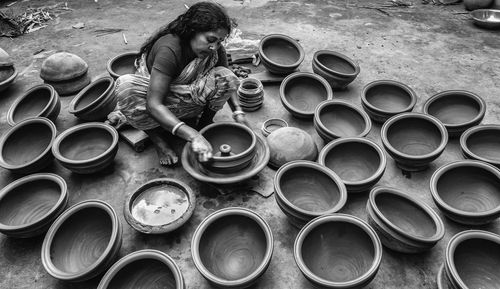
7,84,61,126
464,0,493,10
0,173,68,238
40,52,91,95
312,50,360,90
258,34,305,75
266,127,318,169
191,207,273,289
460,124,500,168
68,76,117,121
106,51,139,79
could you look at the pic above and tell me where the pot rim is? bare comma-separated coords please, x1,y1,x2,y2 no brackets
314,99,372,138
460,124,500,166
191,207,274,287
41,199,121,281
52,122,119,165
0,67,18,86
7,84,58,126
258,34,305,69
106,51,140,79
274,160,348,217
361,79,417,115
261,118,288,136
430,160,500,217
294,213,382,287
238,78,263,95
97,249,184,288
313,50,360,78
68,76,116,114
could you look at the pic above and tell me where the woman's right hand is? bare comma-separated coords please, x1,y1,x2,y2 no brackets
190,133,213,162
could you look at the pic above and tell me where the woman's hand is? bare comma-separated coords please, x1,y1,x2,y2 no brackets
190,133,213,162
215,74,239,95
233,111,250,127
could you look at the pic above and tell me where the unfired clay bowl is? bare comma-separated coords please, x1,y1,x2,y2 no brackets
69,76,117,121
280,72,333,118
361,80,417,123
423,90,486,137
470,9,500,29
191,207,273,288
0,173,68,238
430,160,500,225
52,122,119,174
267,127,318,169
124,178,196,234
460,124,500,168
41,200,122,282
97,249,185,289
367,186,445,253
258,34,305,75
0,66,18,92
0,117,56,174
312,50,360,90
318,137,386,193
381,112,448,171
106,51,139,79
294,214,382,289
40,52,90,96
261,118,288,137
7,84,61,126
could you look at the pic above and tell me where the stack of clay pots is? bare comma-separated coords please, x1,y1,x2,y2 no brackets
237,78,264,112
0,48,18,92
40,52,91,96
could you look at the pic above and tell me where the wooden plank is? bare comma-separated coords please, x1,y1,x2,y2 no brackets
119,126,150,152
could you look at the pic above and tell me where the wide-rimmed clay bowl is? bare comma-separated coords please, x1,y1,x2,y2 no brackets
261,118,288,137
381,112,448,171
267,127,318,169
361,80,417,123
366,186,445,253
280,72,333,119
200,122,257,173
470,9,500,29
444,230,500,289
318,137,386,193
124,178,196,234
7,84,61,126
69,76,117,121
0,117,56,174
258,34,305,75
430,160,500,225
52,122,119,174
294,214,382,289
0,66,18,92
312,50,360,90
97,249,185,289
41,199,122,282
460,124,500,168
422,90,486,137
106,51,139,79
274,160,347,228
0,173,68,238
314,100,372,142
191,207,273,288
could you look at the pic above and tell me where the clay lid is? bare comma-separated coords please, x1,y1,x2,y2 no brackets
40,52,88,82
0,48,14,67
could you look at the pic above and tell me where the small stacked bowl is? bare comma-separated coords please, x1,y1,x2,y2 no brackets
260,118,288,137
460,124,500,167
7,84,61,126
312,50,360,90
258,34,305,75
0,47,18,92
69,76,117,121
40,52,91,96
106,51,139,79
237,78,264,112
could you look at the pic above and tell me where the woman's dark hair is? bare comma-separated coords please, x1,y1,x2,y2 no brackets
138,2,236,57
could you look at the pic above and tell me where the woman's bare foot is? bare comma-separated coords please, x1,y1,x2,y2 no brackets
145,128,178,166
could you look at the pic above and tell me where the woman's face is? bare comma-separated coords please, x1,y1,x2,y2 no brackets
190,28,229,58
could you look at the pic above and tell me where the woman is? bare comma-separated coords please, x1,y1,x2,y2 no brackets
107,2,247,166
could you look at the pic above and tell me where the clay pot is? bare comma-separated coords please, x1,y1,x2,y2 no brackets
430,160,500,225
106,51,139,79
361,80,417,123
464,0,493,10
381,112,448,171
0,47,13,67
258,34,305,75
280,72,333,118
238,78,264,112
124,178,196,234
294,214,382,289
444,230,500,289
460,124,500,168
0,173,68,238
0,117,56,174
312,50,360,90
261,118,288,137
436,265,449,289
7,84,61,126
200,122,257,173
40,52,91,96
422,90,486,137
366,186,445,253
68,76,117,121
191,207,273,288
0,66,18,92
471,9,500,29
274,160,347,228
314,100,372,142
318,137,386,193
266,127,318,169
97,249,185,289
52,122,119,174
41,200,122,282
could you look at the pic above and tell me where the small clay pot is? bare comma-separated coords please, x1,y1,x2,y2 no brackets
314,100,372,142
69,76,117,121
294,214,382,289
106,51,139,79
274,160,347,228
238,78,264,112
464,0,493,10
0,173,68,238
40,52,91,96
7,84,61,126
280,72,333,119
52,122,119,174
381,112,448,171
41,200,122,282
318,137,386,193
471,9,500,29
258,34,305,75
124,178,196,234
191,207,273,288
444,230,500,289
366,186,445,253
312,50,360,90
430,160,500,225
361,80,417,123
0,117,56,174
0,66,18,92
422,90,486,137
267,127,318,169
460,124,500,168
261,118,288,137
97,249,185,289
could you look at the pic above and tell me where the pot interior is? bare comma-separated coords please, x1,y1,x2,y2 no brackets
317,53,355,74
3,122,52,166
428,93,481,125
323,142,380,182
365,84,412,112
319,105,366,137
466,129,500,162
203,125,253,157
387,118,442,156
75,80,111,110
59,127,113,161
262,38,300,65
13,88,51,123
106,258,176,289
111,54,137,76
284,76,328,113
